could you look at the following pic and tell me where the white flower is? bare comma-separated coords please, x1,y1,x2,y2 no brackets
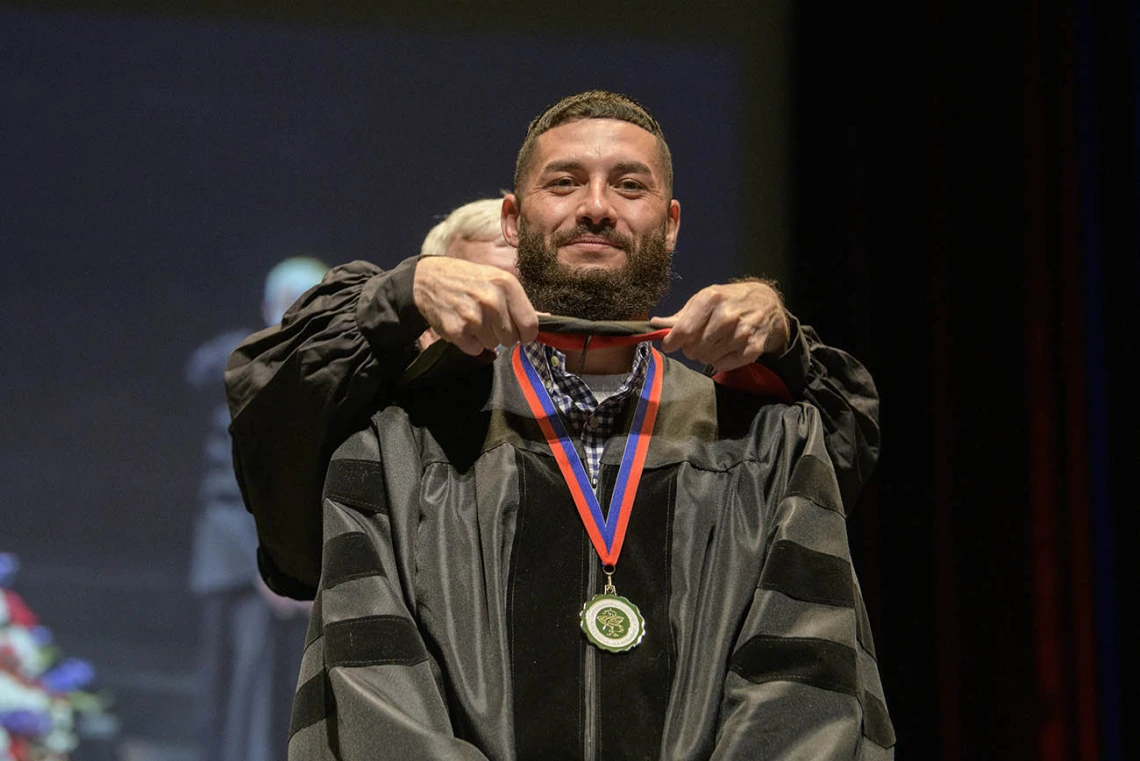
0,627,47,678
0,671,51,712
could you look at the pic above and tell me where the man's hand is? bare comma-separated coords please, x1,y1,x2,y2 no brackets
413,256,540,355
650,279,790,373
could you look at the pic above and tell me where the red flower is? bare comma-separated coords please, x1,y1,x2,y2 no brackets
1,591,38,628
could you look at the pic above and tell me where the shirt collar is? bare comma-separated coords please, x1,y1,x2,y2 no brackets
522,341,651,396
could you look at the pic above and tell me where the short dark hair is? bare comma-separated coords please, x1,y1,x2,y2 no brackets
513,90,673,196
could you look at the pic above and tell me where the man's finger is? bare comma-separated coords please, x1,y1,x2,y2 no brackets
440,311,488,355
710,332,768,373
711,350,752,374
503,277,539,345
486,293,519,348
657,305,702,353
698,307,744,352
649,315,683,352
452,333,488,356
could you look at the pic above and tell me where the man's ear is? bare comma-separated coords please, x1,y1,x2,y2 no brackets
502,194,521,247
666,199,681,252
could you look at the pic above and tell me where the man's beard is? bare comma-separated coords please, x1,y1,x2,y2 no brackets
515,218,674,321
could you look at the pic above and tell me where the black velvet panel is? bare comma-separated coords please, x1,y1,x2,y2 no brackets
784,454,844,515
321,531,385,590
595,467,676,761
758,539,855,608
713,383,769,441
290,672,327,738
729,634,858,697
324,615,428,668
401,364,495,473
507,450,587,761
323,459,389,515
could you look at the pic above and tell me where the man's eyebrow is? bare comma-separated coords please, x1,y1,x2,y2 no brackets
538,160,655,176
539,159,585,175
611,161,654,176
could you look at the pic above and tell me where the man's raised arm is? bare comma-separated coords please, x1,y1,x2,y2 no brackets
654,280,880,510
760,314,880,511
225,253,538,599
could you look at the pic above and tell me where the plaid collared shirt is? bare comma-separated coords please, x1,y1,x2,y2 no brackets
521,341,651,486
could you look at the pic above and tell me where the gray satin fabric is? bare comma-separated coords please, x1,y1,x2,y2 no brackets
290,355,892,760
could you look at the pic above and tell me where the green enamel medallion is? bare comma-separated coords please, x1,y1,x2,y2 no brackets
580,593,646,653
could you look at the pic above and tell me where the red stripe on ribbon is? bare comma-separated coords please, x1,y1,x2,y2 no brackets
511,344,661,568
606,348,663,563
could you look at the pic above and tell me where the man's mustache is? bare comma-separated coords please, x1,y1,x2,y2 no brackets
549,224,634,252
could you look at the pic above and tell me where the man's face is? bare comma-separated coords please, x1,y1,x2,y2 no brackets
503,118,681,320
446,232,518,277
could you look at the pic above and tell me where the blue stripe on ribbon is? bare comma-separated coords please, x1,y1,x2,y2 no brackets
518,350,658,555
519,351,609,545
607,353,658,546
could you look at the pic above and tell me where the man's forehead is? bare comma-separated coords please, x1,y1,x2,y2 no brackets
532,118,663,172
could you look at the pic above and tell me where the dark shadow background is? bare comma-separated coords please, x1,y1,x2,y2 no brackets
1,2,1132,760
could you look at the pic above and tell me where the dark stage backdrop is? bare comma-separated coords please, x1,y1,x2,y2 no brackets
0,7,743,565
0,4,753,755
793,2,1133,761
3,2,1130,760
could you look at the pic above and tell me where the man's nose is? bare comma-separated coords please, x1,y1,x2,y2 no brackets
576,181,616,227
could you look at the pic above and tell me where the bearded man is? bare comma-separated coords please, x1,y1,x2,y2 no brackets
226,91,892,760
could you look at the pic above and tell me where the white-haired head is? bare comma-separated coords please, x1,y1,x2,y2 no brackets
420,198,506,258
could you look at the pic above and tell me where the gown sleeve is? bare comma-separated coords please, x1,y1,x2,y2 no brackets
224,256,427,599
285,426,491,760
759,314,881,511
712,405,894,760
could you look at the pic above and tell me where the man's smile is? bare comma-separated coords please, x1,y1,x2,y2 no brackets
562,235,625,257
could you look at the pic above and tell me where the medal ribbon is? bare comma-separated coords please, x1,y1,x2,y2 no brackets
511,344,663,566
535,329,670,352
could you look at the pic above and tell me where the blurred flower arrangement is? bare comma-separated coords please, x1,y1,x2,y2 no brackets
0,553,116,761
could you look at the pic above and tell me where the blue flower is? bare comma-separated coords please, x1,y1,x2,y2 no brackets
0,708,52,738
0,554,18,589
42,657,95,693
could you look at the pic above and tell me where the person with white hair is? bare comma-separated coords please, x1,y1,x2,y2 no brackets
419,196,518,275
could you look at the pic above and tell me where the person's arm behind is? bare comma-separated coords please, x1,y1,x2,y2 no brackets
224,258,426,599
759,315,880,511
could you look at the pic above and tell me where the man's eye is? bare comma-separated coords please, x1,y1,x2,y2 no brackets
617,180,645,192
549,177,576,188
